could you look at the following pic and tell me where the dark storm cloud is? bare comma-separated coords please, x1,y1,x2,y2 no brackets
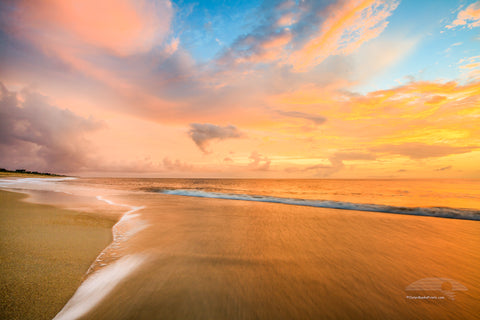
0,82,103,172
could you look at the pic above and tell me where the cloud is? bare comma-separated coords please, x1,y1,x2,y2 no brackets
214,1,299,67
10,0,173,56
371,143,477,159
458,55,480,81
435,165,452,171
218,29,292,66
0,0,478,179
332,79,480,134
332,151,377,161
0,82,102,172
425,95,447,105
78,156,197,175
248,151,271,171
287,151,376,177
188,123,244,153
351,33,419,83
313,151,376,176
0,0,181,120
288,0,400,71
303,157,344,177
460,62,480,69
162,157,194,171
446,2,480,29
276,110,327,125
0,0,406,131
86,158,162,174
216,0,399,72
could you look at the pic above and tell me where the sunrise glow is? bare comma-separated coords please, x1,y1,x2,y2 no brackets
1,0,479,178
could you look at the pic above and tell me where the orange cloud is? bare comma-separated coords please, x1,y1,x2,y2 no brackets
2,0,180,118
14,0,173,55
371,143,478,159
342,81,480,138
269,82,349,106
447,2,480,29
276,12,296,27
266,79,480,159
460,62,480,69
262,32,293,49
2,0,479,178
217,0,398,71
425,95,447,105
248,151,271,171
289,0,399,72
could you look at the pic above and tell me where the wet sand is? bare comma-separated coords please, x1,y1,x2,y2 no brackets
3,177,480,320
0,190,114,320
71,192,480,320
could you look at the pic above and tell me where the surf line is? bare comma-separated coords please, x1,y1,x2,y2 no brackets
85,196,147,274
96,195,145,217
54,196,148,320
54,254,148,320
160,189,480,221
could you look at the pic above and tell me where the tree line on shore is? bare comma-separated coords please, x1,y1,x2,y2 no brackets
0,168,64,176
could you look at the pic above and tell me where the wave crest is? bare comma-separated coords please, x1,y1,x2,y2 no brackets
158,189,480,221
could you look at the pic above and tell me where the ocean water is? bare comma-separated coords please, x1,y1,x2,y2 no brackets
1,178,480,319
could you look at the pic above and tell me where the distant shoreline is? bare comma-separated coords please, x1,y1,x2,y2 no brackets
0,168,65,178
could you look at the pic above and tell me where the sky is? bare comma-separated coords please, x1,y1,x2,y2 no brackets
0,0,479,178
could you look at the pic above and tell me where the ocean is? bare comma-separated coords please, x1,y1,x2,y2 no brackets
1,178,479,319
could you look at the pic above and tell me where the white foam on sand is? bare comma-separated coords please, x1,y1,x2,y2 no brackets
0,177,152,319
82,195,149,279
95,196,148,244
53,254,148,320
0,177,150,248
0,177,76,192
0,177,108,198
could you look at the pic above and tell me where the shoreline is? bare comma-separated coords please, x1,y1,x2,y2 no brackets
0,189,115,320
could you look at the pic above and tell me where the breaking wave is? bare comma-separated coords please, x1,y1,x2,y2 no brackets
158,189,480,221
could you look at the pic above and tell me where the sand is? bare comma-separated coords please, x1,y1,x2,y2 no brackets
0,190,115,320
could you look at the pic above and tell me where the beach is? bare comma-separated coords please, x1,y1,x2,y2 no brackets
1,178,479,319
0,190,114,320
2,0,479,318
68,191,480,320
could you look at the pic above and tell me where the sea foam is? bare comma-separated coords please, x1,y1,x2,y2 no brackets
53,254,148,320
159,189,480,221
96,196,148,246
0,177,151,318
